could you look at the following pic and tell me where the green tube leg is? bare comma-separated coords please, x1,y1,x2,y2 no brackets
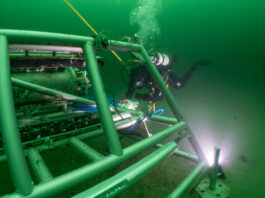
140,46,207,163
168,162,206,198
0,29,93,46
69,137,104,162
27,148,53,183
209,147,221,190
0,35,33,195
83,41,123,156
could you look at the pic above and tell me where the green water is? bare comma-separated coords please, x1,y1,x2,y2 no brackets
1,0,265,197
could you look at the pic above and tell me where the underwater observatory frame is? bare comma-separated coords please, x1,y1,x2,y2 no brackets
0,29,210,198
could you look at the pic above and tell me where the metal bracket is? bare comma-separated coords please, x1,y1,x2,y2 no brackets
196,178,230,198
94,33,109,49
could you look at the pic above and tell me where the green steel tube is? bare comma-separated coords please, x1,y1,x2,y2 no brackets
0,116,140,164
16,114,132,151
191,166,210,194
5,121,186,198
186,133,208,163
33,128,104,154
0,29,93,46
173,150,199,163
150,115,178,125
83,41,123,156
141,46,183,119
0,29,142,52
27,148,53,183
69,137,103,162
23,123,101,150
157,144,199,163
141,46,207,163
11,77,143,117
73,142,178,198
209,147,220,190
107,40,141,52
33,116,140,154
34,116,140,153
168,162,206,198
11,77,95,105
0,35,34,195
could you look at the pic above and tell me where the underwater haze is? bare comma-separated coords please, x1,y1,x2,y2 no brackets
0,0,265,197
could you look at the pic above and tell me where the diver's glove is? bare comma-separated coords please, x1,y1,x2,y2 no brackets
194,60,212,66
191,60,212,71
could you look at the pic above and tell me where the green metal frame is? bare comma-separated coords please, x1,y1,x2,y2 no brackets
73,142,178,198
0,29,207,198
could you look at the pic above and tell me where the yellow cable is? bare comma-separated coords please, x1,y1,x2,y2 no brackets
64,0,127,67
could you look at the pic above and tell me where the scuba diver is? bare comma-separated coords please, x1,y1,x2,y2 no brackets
125,52,211,102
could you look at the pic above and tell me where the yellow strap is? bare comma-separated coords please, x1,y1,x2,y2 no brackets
64,0,127,67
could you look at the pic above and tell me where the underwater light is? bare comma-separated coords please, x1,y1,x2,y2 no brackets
205,146,223,166
192,122,230,167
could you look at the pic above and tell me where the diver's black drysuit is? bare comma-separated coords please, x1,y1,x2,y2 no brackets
126,61,207,102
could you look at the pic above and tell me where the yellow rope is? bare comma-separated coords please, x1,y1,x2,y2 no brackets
64,0,127,67
64,0,97,35
152,103,156,112
127,60,141,63
111,50,127,66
